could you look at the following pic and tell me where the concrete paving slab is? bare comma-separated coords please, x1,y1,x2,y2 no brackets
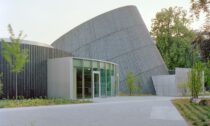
0,96,187,126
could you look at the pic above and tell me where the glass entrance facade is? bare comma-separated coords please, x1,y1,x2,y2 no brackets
73,58,119,99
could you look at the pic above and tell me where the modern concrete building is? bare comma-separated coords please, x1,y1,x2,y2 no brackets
1,5,168,99
52,5,168,94
0,40,119,99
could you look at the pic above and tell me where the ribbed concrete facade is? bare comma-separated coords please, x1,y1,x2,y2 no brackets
0,40,71,98
52,6,168,94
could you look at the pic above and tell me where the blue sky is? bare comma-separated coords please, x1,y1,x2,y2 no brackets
0,0,205,44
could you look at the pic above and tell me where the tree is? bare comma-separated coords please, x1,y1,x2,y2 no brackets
191,0,210,16
203,60,210,89
0,73,3,97
0,82,3,97
190,0,210,63
188,62,203,98
1,24,28,99
192,31,210,62
190,0,210,31
125,71,137,96
190,1,210,90
151,6,197,70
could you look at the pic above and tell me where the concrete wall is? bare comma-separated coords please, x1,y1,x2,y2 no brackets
47,57,74,99
175,68,190,86
51,6,168,94
152,75,177,96
152,68,189,96
175,68,190,96
152,68,205,96
176,68,205,96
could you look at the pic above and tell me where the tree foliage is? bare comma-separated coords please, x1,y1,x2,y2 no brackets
1,25,28,73
125,71,137,96
203,60,210,88
192,31,210,62
190,1,210,89
190,0,210,31
188,62,203,98
1,24,28,99
151,7,197,70
0,73,3,97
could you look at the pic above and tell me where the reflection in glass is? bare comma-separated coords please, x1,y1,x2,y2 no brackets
73,59,82,67
73,58,118,99
83,60,91,67
76,67,83,99
84,68,92,98
92,61,98,69
106,64,111,96
94,73,99,97
100,62,106,96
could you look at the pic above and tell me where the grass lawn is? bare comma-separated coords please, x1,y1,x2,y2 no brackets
0,98,92,108
173,99,210,126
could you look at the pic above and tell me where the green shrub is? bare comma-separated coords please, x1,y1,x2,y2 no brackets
188,62,203,98
0,98,92,108
125,71,137,96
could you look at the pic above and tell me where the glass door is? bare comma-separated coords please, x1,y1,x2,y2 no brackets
92,71,100,98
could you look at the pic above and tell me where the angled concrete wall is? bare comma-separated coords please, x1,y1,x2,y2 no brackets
51,6,168,94
152,75,177,96
175,68,191,86
152,68,205,96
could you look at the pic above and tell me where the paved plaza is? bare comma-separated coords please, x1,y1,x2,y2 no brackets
0,96,187,126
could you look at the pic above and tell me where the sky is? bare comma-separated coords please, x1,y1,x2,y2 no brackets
0,0,205,44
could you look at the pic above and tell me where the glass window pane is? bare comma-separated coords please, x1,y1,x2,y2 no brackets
76,67,83,99
93,61,98,71
111,64,114,76
73,59,82,67
83,60,91,67
92,61,98,68
100,62,105,68
106,63,111,96
84,68,92,98
100,64,106,97
94,73,100,97
106,63,110,70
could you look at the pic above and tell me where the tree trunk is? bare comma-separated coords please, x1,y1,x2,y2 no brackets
15,72,17,99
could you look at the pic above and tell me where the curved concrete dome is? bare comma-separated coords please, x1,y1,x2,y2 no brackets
52,5,168,94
